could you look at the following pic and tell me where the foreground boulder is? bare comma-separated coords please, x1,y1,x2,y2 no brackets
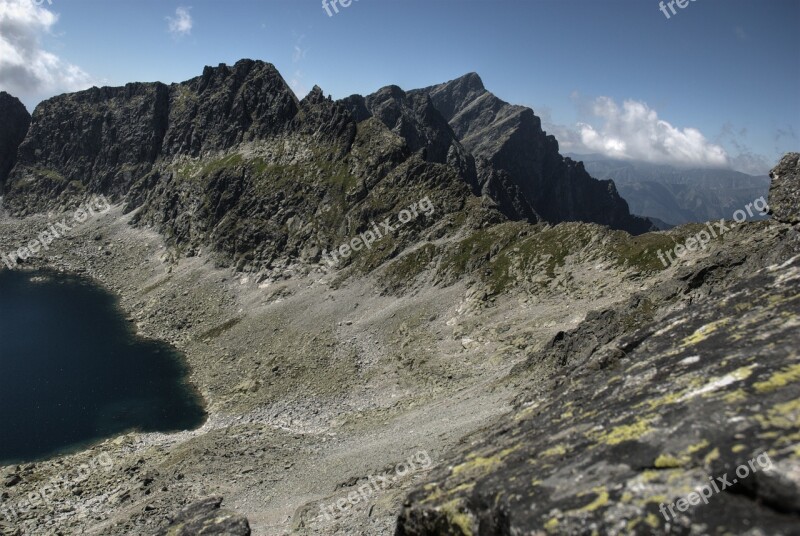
155,496,250,535
770,152,800,224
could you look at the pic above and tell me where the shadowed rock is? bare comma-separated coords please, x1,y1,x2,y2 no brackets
0,92,30,193
155,496,251,535
411,74,654,234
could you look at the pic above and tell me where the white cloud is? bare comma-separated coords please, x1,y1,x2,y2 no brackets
167,6,193,37
0,0,93,104
574,96,729,168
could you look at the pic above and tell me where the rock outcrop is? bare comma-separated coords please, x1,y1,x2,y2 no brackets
155,496,250,535
0,92,30,193
412,74,654,234
769,152,800,224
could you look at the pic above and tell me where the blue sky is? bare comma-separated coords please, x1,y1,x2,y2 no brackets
0,0,798,174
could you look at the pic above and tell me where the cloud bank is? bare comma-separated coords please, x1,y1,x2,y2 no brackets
0,0,93,105
574,97,729,168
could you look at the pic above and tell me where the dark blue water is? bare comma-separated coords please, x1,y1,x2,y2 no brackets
0,269,206,464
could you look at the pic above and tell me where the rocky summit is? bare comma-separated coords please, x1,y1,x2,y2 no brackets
0,59,797,536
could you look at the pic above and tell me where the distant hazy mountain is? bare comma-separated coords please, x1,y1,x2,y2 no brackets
566,153,771,226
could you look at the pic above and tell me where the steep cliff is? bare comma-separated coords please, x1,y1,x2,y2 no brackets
5,61,652,271
412,74,654,234
0,92,30,194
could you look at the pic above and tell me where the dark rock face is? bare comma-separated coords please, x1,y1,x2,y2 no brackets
162,60,299,157
394,157,800,535
6,60,299,212
11,83,169,207
342,85,480,194
769,152,800,224
412,74,654,234
0,92,30,193
5,61,652,271
125,70,476,272
155,496,251,535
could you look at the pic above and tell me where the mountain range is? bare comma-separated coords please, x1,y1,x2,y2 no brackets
0,61,798,536
0,61,652,271
567,153,772,227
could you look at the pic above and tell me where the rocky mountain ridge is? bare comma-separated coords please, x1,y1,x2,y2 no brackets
412,74,653,233
3,60,650,276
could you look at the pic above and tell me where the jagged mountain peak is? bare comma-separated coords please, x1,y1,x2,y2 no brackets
410,74,653,233
5,59,649,238
302,85,327,104
443,71,486,95
200,58,281,79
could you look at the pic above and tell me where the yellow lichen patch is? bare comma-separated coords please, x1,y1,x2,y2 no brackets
514,404,540,422
636,390,685,411
541,444,568,457
755,399,800,430
685,439,710,455
438,499,475,536
420,484,445,505
732,445,747,453
753,364,800,393
646,513,661,528
654,453,688,468
450,483,476,494
577,487,610,512
544,518,560,532
560,411,574,420
723,389,748,403
680,319,730,348
682,366,754,401
776,430,800,447
642,494,669,505
589,417,654,445
422,482,477,506
452,446,520,478
704,448,720,465
640,470,661,482
766,293,800,308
